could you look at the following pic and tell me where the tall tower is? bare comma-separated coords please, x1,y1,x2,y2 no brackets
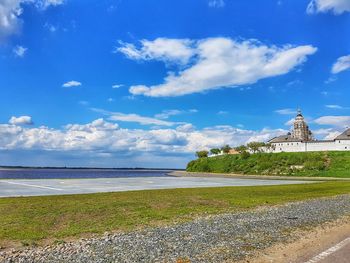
291,109,313,141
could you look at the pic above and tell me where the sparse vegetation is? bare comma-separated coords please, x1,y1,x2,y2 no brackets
210,148,221,155
187,151,350,178
1,182,350,246
196,150,209,158
234,145,248,153
221,145,232,154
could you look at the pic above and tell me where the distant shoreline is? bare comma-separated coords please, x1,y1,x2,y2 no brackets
0,166,183,171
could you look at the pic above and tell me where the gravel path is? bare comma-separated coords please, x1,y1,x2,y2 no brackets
1,195,350,263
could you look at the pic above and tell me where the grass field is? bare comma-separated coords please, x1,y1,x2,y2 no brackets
187,151,350,178
1,181,350,248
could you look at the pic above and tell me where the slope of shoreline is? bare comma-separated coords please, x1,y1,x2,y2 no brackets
186,151,350,178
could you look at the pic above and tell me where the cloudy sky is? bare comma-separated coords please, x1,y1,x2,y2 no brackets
0,0,350,168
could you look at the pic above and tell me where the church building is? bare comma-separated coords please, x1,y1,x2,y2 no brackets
267,110,350,153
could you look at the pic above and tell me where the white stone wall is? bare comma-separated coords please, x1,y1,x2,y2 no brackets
269,140,350,153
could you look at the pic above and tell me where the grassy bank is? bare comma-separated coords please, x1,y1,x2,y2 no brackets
1,182,350,247
187,151,350,178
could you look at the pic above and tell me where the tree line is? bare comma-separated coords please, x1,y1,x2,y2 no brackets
195,142,275,158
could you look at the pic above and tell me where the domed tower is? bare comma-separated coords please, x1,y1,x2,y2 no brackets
291,109,313,141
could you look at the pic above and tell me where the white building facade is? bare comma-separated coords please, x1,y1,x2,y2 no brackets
267,110,350,153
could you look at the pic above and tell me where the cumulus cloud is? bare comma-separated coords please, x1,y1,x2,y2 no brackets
9,115,33,125
62,80,82,87
208,0,225,8
331,55,350,74
0,119,287,155
314,116,350,127
0,0,64,42
307,0,350,14
313,128,342,140
0,0,22,41
116,38,194,65
118,37,317,97
2,116,347,167
13,45,27,57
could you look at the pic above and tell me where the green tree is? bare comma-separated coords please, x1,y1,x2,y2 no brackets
196,150,209,158
247,142,266,153
221,145,232,154
210,148,221,155
235,145,248,153
240,151,251,159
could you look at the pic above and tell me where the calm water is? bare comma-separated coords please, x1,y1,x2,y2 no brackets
0,169,173,179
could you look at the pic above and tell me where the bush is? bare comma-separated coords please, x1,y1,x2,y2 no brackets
196,151,209,158
240,151,250,159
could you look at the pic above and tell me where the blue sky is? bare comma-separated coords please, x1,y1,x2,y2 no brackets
0,0,350,168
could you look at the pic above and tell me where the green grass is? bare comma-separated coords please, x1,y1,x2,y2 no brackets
187,151,350,178
0,182,350,247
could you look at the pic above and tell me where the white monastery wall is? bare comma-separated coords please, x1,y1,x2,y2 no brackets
270,140,350,153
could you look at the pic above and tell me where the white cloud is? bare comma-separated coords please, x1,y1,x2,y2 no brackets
107,98,114,102
112,84,123,89
9,115,33,125
325,104,346,109
0,119,287,155
324,76,337,84
154,109,198,119
116,38,195,64
0,0,22,41
331,55,350,74
78,100,89,106
275,108,297,115
284,118,295,126
108,113,175,126
208,0,225,8
286,79,303,86
314,116,350,127
62,80,82,88
44,22,57,32
119,38,317,97
34,0,65,10
12,45,27,57
307,0,350,14
313,128,342,140
0,0,64,42
217,110,228,115
91,108,177,127
2,116,348,167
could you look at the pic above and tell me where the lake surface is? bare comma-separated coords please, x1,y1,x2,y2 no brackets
0,169,172,179
0,176,313,198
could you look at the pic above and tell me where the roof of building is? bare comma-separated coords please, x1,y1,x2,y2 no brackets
228,149,239,154
268,135,302,143
335,128,350,140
